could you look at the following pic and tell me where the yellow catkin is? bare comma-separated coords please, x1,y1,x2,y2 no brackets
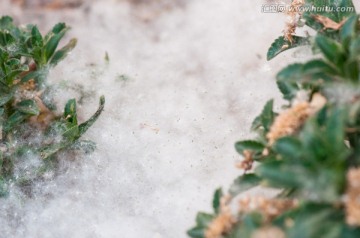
267,102,310,145
205,212,235,238
205,195,236,238
238,197,297,221
346,168,360,226
266,93,326,145
251,226,286,238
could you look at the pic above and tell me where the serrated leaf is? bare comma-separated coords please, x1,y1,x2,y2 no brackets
229,174,262,196
267,36,309,61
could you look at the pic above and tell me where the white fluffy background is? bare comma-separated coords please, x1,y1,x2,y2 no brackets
1,0,358,237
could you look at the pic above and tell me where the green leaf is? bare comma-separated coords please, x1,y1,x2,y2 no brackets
349,36,360,60
3,111,28,132
343,59,359,80
341,225,360,238
273,136,302,160
16,99,40,115
44,27,69,61
316,35,346,65
51,22,66,34
0,88,13,106
324,108,349,160
276,64,304,82
21,68,48,83
251,116,262,132
0,16,14,30
301,107,349,164
260,99,275,133
277,60,337,85
62,125,79,140
31,25,43,47
49,38,77,67
212,188,223,214
255,160,304,188
78,96,105,138
39,142,69,160
229,174,262,196
196,213,215,227
235,140,265,155
287,206,342,238
302,59,338,75
340,15,358,44
251,100,276,134
267,36,309,61
64,98,78,125
187,227,205,238
277,80,299,101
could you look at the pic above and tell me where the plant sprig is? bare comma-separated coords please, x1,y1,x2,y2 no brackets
188,1,360,237
0,16,105,196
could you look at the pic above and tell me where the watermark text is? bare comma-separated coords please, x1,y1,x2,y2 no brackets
261,4,355,13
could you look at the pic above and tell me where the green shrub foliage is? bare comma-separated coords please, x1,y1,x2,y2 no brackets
188,1,360,237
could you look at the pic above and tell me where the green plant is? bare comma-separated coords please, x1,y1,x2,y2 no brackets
188,0,360,237
0,16,104,196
